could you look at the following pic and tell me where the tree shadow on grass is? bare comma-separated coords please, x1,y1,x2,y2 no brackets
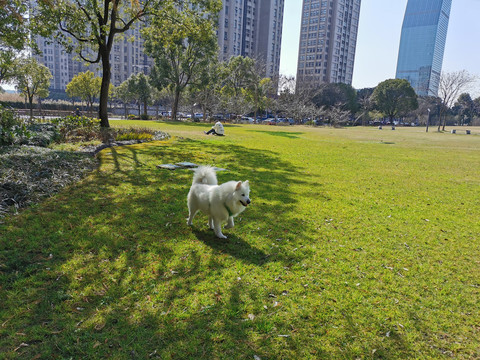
247,129,305,139
0,137,328,359
156,120,243,128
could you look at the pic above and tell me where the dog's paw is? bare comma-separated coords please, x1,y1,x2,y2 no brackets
187,220,193,226
216,233,227,239
224,224,234,229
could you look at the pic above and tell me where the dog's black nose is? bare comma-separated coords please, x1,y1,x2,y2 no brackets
247,199,251,205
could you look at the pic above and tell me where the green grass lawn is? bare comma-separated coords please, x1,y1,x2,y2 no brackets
1,122,479,359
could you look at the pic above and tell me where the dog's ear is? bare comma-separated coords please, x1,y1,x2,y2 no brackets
244,180,249,187
235,181,242,190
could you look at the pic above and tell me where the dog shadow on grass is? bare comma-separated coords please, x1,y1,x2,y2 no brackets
192,228,270,266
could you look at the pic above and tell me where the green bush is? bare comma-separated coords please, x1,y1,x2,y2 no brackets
113,127,157,142
115,132,154,141
127,114,136,120
51,116,101,142
24,123,60,147
0,106,30,145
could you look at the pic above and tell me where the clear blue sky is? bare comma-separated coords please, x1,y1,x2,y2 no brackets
280,0,480,94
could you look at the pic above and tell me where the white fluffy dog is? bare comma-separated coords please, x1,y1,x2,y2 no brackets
187,166,251,238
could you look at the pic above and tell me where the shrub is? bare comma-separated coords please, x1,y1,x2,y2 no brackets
127,114,136,120
0,106,30,145
116,132,154,141
51,116,101,142
114,127,157,141
24,123,60,147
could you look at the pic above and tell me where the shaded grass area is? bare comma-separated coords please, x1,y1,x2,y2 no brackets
1,124,480,359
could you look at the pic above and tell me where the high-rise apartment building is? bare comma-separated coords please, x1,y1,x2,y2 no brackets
34,39,87,93
395,0,451,96
36,1,284,93
217,0,285,79
296,0,361,88
34,23,152,94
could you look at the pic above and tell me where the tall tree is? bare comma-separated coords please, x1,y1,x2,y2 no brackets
36,0,164,127
144,0,220,121
188,61,221,121
454,93,475,126
277,76,317,123
14,57,52,119
415,96,442,129
312,83,357,112
136,73,152,118
355,88,374,125
240,58,274,121
0,0,29,85
219,56,257,117
244,77,273,122
371,79,418,127
66,71,102,113
437,70,477,131
115,79,134,119
121,73,151,117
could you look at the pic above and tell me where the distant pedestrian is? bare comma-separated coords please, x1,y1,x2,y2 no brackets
204,121,225,136
75,108,81,116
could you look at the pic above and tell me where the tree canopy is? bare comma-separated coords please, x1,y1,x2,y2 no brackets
437,70,476,130
66,71,102,111
14,57,52,119
371,79,418,123
143,0,221,121
35,0,165,127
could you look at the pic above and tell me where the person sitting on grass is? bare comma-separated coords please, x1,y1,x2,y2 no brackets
204,121,225,136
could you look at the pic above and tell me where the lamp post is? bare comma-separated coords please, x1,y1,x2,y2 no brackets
426,108,430,133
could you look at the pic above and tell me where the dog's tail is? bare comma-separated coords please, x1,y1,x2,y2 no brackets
192,166,218,185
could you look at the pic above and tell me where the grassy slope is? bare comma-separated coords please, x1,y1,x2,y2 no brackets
1,123,479,359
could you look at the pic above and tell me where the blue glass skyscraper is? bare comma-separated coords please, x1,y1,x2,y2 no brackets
395,0,452,96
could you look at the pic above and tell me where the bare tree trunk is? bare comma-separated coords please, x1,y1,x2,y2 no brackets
202,104,207,122
99,51,111,128
437,111,443,132
172,88,180,121
28,96,34,120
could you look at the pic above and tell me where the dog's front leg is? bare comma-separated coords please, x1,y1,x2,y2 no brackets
224,216,234,229
208,216,214,229
187,209,196,226
213,219,227,239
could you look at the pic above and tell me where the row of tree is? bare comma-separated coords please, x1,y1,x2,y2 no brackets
275,72,479,130
1,0,223,126
4,54,480,130
64,55,273,122
1,0,478,128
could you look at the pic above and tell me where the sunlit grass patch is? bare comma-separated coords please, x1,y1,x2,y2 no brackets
1,124,479,359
